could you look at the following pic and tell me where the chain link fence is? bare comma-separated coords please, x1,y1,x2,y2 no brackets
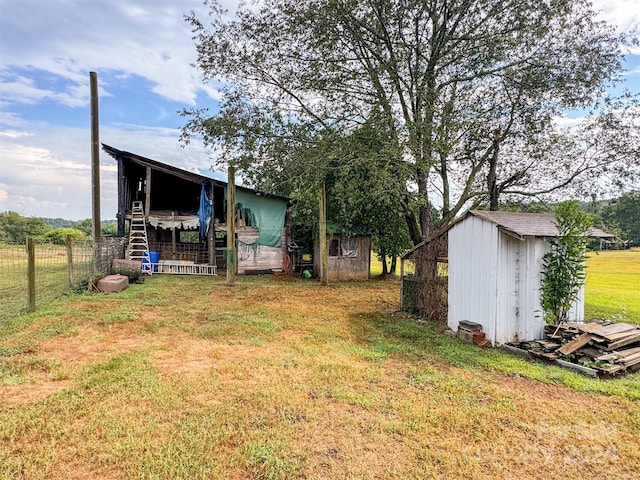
0,236,125,323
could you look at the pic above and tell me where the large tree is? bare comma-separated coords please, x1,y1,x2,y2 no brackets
184,0,628,242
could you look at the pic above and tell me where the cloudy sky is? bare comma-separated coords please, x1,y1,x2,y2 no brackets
0,0,639,220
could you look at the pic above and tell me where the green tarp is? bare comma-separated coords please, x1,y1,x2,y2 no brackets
228,188,288,248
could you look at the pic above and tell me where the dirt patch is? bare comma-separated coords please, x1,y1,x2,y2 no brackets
38,323,152,367
1,379,71,405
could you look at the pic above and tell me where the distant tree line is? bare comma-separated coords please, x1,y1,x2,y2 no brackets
498,191,639,249
0,212,117,244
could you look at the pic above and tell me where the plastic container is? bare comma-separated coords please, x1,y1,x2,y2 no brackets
143,251,159,272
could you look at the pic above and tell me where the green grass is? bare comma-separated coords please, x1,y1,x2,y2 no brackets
1,274,639,479
585,250,640,323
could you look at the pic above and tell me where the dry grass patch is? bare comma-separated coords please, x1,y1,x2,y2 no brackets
1,275,639,479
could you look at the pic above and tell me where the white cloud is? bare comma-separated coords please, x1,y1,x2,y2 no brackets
591,0,640,32
0,117,214,220
0,0,227,107
0,74,52,105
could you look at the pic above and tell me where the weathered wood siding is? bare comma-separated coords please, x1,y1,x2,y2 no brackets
314,234,371,281
237,230,286,274
448,215,585,345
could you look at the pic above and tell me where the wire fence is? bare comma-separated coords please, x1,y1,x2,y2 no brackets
0,237,125,323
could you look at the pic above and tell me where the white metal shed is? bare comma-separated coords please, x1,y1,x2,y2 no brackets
448,210,613,345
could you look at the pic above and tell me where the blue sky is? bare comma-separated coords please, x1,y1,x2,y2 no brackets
0,0,639,220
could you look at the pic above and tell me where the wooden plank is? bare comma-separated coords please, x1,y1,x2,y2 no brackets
540,352,560,360
622,353,640,366
600,329,640,342
577,347,601,358
558,333,593,355
594,363,625,374
535,340,561,350
604,333,640,351
577,322,608,334
596,352,620,362
617,347,640,359
591,322,638,340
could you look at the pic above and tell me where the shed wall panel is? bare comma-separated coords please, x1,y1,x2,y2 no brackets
448,216,499,341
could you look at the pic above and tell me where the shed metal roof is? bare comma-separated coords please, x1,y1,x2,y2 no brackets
468,210,614,240
401,209,615,260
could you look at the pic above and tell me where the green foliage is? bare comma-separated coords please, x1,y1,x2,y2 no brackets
540,201,593,324
73,218,93,236
0,211,52,243
184,0,629,239
43,227,86,243
597,190,640,247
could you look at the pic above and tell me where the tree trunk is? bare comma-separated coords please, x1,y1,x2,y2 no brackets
488,128,501,211
381,253,389,275
390,256,397,275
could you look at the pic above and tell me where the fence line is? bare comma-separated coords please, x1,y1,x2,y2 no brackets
0,236,125,323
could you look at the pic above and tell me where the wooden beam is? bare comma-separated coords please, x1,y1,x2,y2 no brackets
116,157,126,237
208,181,216,266
145,166,151,218
171,211,176,257
557,332,592,355
318,182,328,286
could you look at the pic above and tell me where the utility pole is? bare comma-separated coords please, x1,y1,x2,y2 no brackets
90,71,101,242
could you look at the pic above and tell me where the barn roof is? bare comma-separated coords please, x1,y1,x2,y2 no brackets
468,210,614,241
102,143,289,202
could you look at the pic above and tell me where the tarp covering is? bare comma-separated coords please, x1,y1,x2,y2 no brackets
198,183,212,238
228,188,287,248
148,216,200,230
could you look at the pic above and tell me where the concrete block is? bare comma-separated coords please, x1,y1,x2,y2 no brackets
97,274,129,293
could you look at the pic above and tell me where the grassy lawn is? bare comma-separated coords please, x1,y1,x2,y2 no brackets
1,274,639,479
585,250,640,323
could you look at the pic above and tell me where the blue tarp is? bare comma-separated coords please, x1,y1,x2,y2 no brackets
197,183,212,238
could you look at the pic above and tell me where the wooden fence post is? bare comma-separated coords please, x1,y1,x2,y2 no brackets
66,234,74,287
27,237,36,312
318,182,328,286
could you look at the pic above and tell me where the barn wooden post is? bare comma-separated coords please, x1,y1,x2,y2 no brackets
208,181,216,266
318,182,328,286
171,211,176,258
145,166,152,218
227,166,236,285
90,71,101,242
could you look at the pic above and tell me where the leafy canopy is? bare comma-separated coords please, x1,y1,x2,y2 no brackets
184,0,630,242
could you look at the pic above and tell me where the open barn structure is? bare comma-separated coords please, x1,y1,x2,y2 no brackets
103,145,290,275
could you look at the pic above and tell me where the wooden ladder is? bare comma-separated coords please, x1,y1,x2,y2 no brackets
128,201,152,274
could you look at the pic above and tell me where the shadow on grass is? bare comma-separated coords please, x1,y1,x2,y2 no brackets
347,310,640,401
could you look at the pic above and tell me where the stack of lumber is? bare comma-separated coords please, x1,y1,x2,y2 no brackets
517,321,640,376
